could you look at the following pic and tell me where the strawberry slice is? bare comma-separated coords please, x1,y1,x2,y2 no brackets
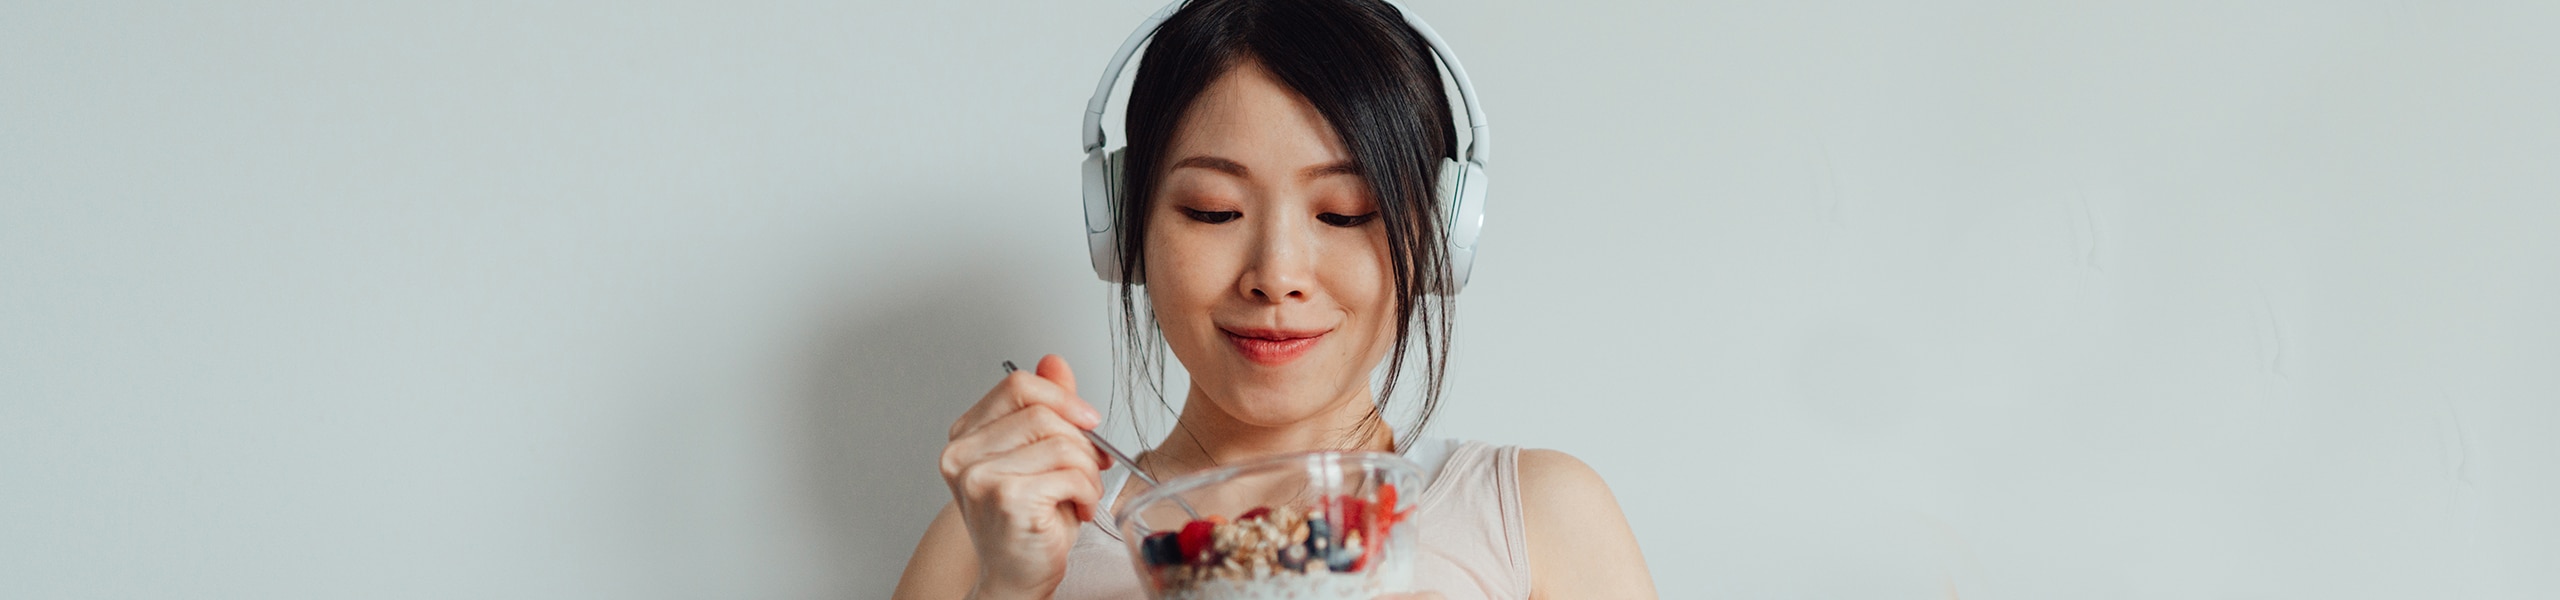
1377,484,1402,528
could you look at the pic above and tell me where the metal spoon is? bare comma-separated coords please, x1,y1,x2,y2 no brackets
1002,360,1199,523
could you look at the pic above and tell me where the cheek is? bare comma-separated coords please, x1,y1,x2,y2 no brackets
1323,230,1399,342
1143,216,1234,324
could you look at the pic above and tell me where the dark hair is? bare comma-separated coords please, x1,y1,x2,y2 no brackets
1112,0,1458,454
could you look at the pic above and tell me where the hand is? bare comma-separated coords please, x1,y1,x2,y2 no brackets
938,354,1109,600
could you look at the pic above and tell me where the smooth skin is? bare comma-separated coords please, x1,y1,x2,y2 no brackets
893,59,1655,600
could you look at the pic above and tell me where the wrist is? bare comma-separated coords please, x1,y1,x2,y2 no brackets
967,580,1045,600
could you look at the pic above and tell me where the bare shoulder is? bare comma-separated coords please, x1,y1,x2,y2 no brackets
1516,449,1626,538
1516,448,1658,599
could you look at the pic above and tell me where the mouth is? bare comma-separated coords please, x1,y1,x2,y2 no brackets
1220,326,1328,366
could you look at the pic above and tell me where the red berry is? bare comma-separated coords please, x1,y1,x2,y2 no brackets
1178,520,1216,564
1376,484,1401,528
1334,495,1367,533
1240,507,1271,522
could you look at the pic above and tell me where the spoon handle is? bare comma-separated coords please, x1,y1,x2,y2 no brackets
1080,429,1157,487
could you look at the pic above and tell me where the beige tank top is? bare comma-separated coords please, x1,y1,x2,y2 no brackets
1052,438,1530,600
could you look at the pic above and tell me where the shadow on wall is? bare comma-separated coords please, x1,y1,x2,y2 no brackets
790,256,1039,596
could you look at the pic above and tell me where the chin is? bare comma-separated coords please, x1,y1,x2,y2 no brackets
1211,381,1337,427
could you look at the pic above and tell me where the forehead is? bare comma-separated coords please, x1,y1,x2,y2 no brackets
1164,60,1352,171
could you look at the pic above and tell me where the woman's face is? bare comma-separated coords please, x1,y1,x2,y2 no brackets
1145,59,1397,429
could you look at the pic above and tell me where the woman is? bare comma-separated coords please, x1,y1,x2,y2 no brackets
893,1,1653,598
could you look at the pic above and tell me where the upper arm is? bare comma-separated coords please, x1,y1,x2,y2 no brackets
891,501,979,600
1519,449,1657,600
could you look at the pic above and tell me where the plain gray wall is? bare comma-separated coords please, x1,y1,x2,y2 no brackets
5,0,2555,598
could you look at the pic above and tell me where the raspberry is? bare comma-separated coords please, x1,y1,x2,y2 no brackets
1239,506,1271,522
1178,520,1216,564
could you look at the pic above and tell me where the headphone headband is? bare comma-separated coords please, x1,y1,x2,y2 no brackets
1079,0,1491,165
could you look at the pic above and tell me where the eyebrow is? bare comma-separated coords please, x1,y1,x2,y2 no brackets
1298,161,1360,180
1168,155,1361,182
1169,155,1249,177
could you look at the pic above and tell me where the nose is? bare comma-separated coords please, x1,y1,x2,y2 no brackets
1239,216,1314,303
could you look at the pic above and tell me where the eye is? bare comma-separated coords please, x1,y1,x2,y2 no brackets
1179,207,1241,224
1317,212,1377,227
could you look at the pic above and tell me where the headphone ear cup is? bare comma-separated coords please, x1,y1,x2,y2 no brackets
1435,157,1488,294
1082,148,1131,282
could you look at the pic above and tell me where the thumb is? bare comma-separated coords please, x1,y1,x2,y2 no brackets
1035,353,1078,393
1035,354,1098,427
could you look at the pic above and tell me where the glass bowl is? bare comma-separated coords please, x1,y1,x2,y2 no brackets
1113,451,1424,600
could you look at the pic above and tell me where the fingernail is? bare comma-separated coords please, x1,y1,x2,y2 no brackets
1076,405,1101,425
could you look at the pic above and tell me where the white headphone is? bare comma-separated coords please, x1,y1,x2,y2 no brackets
1079,0,1492,294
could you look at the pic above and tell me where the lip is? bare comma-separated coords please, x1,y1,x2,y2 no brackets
1221,326,1329,366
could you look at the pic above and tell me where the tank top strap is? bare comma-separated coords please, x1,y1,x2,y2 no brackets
1401,435,1461,483
1409,440,1533,599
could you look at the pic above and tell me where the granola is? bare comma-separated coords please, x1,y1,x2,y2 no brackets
1135,484,1409,599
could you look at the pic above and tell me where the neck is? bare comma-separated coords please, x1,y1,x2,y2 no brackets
1143,383,1394,478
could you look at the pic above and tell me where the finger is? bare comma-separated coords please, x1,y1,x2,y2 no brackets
971,435,1104,480
962,440,1105,521
1003,468,1105,524
1035,354,1078,398
1034,354,1101,427
950,370,1099,439
948,372,1052,438
941,404,1091,476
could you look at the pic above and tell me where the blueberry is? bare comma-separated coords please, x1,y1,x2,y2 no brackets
1142,531,1181,566
1278,544,1308,570
1325,540,1364,572
1304,518,1333,553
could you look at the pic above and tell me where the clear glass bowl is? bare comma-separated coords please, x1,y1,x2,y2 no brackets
1113,451,1424,600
